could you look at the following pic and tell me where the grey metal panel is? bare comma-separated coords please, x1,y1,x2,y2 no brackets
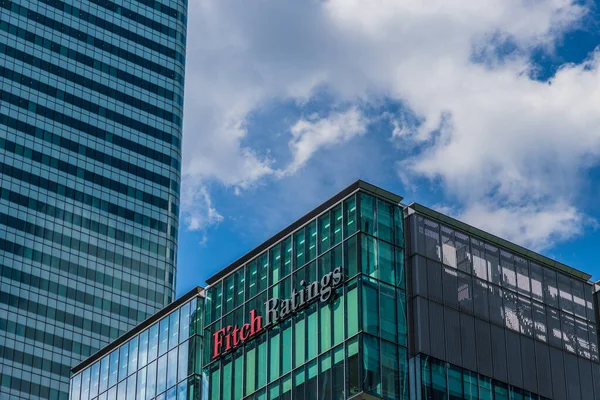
412,255,428,298
444,307,462,366
428,300,446,360
505,330,523,388
475,318,493,377
413,296,430,355
490,324,508,382
442,267,458,308
460,313,477,371
564,353,581,399
549,346,567,400
520,336,537,394
427,259,443,303
577,357,594,400
534,341,553,399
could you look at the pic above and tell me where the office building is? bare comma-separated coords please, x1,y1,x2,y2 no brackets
70,181,600,399
0,0,187,397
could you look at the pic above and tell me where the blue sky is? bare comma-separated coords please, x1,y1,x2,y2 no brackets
177,0,600,297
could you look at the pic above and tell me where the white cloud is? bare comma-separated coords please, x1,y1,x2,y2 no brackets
180,181,223,231
182,0,600,247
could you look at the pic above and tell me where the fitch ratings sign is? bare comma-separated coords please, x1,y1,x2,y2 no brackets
212,267,344,359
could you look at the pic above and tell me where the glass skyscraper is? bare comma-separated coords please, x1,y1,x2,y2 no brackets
0,0,187,397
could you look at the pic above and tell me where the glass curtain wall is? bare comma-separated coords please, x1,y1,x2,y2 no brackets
203,191,407,400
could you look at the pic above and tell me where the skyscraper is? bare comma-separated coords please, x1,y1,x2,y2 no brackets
0,0,187,397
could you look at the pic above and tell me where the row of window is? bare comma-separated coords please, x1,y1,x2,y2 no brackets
420,356,547,400
70,300,201,399
0,236,167,300
0,109,176,188
0,343,72,379
414,216,595,321
0,160,169,232
126,0,186,24
0,315,100,359
82,0,184,43
1,211,169,280
34,0,185,63
1,185,170,258
0,136,172,212
1,369,68,400
209,334,409,400
206,192,405,325
0,22,178,102
4,1,184,83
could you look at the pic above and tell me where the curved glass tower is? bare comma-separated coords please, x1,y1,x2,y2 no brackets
0,0,186,397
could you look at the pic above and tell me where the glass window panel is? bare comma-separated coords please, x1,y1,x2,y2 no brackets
245,341,256,396
224,274,235,314
177,380,187,400
380,283,397,342
81,368,90,400
157,354,167,394
448,365,462,400
360,193,377,236
146,361,157,399
362,278,380,335
344,195,357,238
71,374,81,400
493,382,508,400
515,256,530,294
424,219,441,261
547,308,563,347
463,370,478,400
543,268,559,308
128,337,139,375
294,228,306,270
396,248,405,289
136,367,147,400
363,335,381,395
441,226,457,268
533,301,547,342
381,341,399,399
518,296,533,337
530,263,544,302
90,363,100,398
576,318,590,359
178,340,189,382
271,244,282,287
332,286,345,346
307,359,318,395
571,279,586,319
471,238,487,280
558,273,573,314
126,374,136,400
345,234,358,278
377,199,393,243
319,352,332,400
455,231,471,274
307,303,318,360
294,313,306,368
332,204,343,246
478,376,493,400
118,342,129,381
504,290,519,331
394,205,404,247
209,364,220,400
281,320,292,376
332,345,345,400
589,323,599,361
159,317,170,356
109,349,119,387
319,301,332,353
282,373,292,400
117,380,126,400
489,286,504,327
294,366,306,400
379,240,395,285
257,332,268,388
269,326,281,383
319,211,332,254
139,329,149,367
347,336,361,396
361,234,378,279
397,289,408,346
500,250,516,290
235,268,246,308
180,302,191,343
222,355,232,400
306,220,317,261
246,260,259,299
458,271,473,313
99,356,109,394
585,284,595,322
430,358,446,398
486,244,501,286
421,356,432,399
347,278,359,337
562,313,576,353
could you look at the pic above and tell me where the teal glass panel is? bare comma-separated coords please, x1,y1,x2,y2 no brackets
293,366,306,400
360,193,377,235
222,355,232,400
332,204,343,246
224,274,235,315
319,211,331,254
177,380,187,400
282,237,292,277
282,374,292,400
396,248,406,289
398,346,409,400
332,286,345,346
377,199,394,242
269,380,281,400
281,320,292,375
361,234,378,279
380,283,397,342
319,352,332,399
294,313,306,368
345,234,358,278
258,253,269,293
307,303,318,360
448,365,462,399
233,348,243,400
363,335,381,395
332,345,345,400
394,206,404,247
379,240,395,285
270,244,282,286
511,388,525,400
209,364,220,400
362,277,380,335
479,376,493,400
307,220,317,261
347,336,361,396
463,371,478,400
381,341,399,399
189,336,202,375
431,359,446,398
294,228,306,270
269,326,281,383
494,382,509,400
344,195,357,238
235,268,245,309
257,333,268,389
397,289,407,346
319,301,332,352
246,260,259,299
421,357,432,399
347,278,359,337
306,359,318,395
245,340,256,396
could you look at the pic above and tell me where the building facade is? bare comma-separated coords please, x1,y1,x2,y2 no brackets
70,181,600,400
0,0,187,397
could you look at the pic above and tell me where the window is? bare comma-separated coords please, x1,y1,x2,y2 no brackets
344,195,357,238
361,235,378,279
360,193,376,236
362,278,380,335
381,341,399,399
377,199,393,243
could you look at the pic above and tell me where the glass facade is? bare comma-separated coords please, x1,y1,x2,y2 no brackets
0,0,186,397
70,182,600,400
203,191,407,400
70,292,203,400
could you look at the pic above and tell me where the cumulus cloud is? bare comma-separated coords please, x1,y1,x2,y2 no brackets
182,0,600,248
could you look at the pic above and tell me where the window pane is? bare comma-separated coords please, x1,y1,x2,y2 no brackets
361,234,378,279
333,286,345,346
222,355,232,400
128,337,139,376
424,219,441,261
332,345,345,400
360,193,376,236
515,256,530,295
345,234,358,278
431,359,446,398
136,367,147,400
347,336,360,396
294,366,306,400
269,326,281,383
530,263,543,302
271,243,282,287
363,335,381,395
180,302,191,343
157,354,167,394
344,195,357,238
347,279,359,337
319,301,332,353
245,341,256,396
441,226,457,268
543,268,559,308
159,317,170,356
379,240,395,285
448,365,462,400
281,320,292,375
533,301,547,342
377,199,393,242
362,278,380,335
319,211,332,254
381,341,398,399
380,284,397,342
178,340,189,382
294,313,305,368
307,303,318,360
319,352,332,400
146,360,157,398
99,356,109,393
118,342,129,381
294,228,306,270
90,363,100,398
332,204,343,246
307,220,317,261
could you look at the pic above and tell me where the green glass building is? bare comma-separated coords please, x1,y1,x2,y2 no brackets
70,181,600,400
0,0,186,397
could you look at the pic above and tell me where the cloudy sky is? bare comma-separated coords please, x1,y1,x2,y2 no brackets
176,0,600,296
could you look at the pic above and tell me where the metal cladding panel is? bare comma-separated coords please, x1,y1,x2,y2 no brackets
442,267,458,309
490,324,508,383
564,353,581,399
505,330,523,389
534,341,553,399
444,307,462,367
577,357,594,400
459,313,477,371
427,260,443,303
413,296,430,355
474,319,493,377
519,336,537,394
412,255,428,298
549,346,567,400
428,301,446,360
